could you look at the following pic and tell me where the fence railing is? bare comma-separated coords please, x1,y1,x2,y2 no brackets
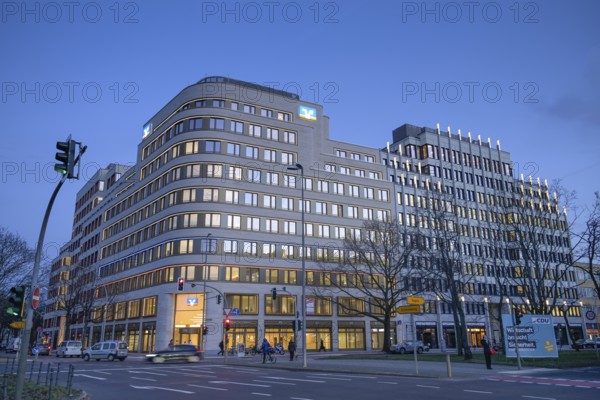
1,357,77,400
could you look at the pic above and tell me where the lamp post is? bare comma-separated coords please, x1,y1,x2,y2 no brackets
287,163,306,368
202,233,211,351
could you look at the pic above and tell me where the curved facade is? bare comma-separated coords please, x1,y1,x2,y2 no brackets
43,77,582,354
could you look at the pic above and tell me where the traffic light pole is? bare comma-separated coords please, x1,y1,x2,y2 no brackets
15,175,66,399
510,306,522,370
15,145,85,399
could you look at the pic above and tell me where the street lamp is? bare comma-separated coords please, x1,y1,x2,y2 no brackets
287,163,306,368
202,233,211,351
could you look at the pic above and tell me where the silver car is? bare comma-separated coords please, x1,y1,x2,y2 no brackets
390,340,430,354
83,341,128,361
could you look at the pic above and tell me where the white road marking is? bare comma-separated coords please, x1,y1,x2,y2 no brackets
290,397,313,400
188,384,228,391
522,396,556,400
251,393,272,397
253,380,296,385
306,375,351,381
208,380,270,387
464,390,492,394
263,377,325,383
73,374,106,381
416,385,440,389
94,371,112,375
378,382,397,385
309,373,376,379
130,385,194,394
130,377,156,382
555,384,571,387
128,370,168,376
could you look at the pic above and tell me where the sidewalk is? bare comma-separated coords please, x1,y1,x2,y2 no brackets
207,352,541,379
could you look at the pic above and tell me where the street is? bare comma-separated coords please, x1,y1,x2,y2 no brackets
11,353,598,400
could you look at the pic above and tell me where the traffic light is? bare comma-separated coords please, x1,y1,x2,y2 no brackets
225,318,231,331
514,307,523,325
297,320,303,331
217,294,222,304
177,277,184,291
54,137,76,178
202,326,208,336
292,320,296,331
271,288,277,300
7,286,26,317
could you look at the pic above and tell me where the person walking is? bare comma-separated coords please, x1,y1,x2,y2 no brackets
168,338,174,349
481,336,492,369
319,339,326,352
288,339,296,361
261,338,271,363
218,340,224,356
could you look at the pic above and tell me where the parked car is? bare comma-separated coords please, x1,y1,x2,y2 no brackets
35,343,51,356
56,340,83,358
83,341,128,361
572,338,600,349
390,341,430,354
145,344,203,363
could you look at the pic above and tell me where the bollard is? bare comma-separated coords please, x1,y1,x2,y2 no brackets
446,353,452,378
10,358,15,375
37,362,43,384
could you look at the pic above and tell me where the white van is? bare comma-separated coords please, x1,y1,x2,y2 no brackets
83,341,128,361
56,340,83,357
5,337,20,353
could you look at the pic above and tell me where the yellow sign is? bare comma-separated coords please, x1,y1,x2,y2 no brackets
10,321,25,329
407,296,425,305
397,305,422,314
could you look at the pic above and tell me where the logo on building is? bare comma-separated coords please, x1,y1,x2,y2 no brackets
143,123,153,138
299,105,317,121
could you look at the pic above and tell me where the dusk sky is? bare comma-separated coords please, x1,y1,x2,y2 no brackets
1,0,599,262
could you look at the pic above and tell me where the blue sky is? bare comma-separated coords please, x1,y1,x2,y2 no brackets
1,0,599,260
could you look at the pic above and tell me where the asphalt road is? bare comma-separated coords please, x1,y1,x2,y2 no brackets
6,352,598,400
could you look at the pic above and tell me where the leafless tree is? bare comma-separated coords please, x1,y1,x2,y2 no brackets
317,219,419,352
0,227,34,292
415,189,475,360
571,192,600,301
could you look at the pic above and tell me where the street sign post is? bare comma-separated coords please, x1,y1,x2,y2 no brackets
397,305,422,314
223,308,232,316
407,296,425,305
32,287,40,310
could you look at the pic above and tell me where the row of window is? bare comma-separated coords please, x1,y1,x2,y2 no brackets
142,114,296,162
106,162,391,226
141,138,297,181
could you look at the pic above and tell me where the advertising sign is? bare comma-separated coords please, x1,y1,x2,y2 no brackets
501,314,558,358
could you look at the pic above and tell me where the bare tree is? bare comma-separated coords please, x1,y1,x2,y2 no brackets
416,189,474,360
572,192,600,301
318,219,418,352
0,227,34,292
501,180,575,315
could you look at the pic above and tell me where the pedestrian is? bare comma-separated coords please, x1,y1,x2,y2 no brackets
261,338,271,363
168,338,174,349
481,336,492,369
218,340,224,356
288,339,296,361
319,339,326,352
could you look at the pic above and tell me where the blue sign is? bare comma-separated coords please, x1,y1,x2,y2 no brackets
32,347,40,355
232,308,240,316
298,105,317,121
142,123,153,138
501,314,558,358
186,297,198,306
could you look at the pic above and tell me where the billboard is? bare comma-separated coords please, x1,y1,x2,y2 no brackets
501,314,558,358
298,105,317,121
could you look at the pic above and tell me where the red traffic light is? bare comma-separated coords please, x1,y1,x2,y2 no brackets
178,277,185,291
225,318,231,331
